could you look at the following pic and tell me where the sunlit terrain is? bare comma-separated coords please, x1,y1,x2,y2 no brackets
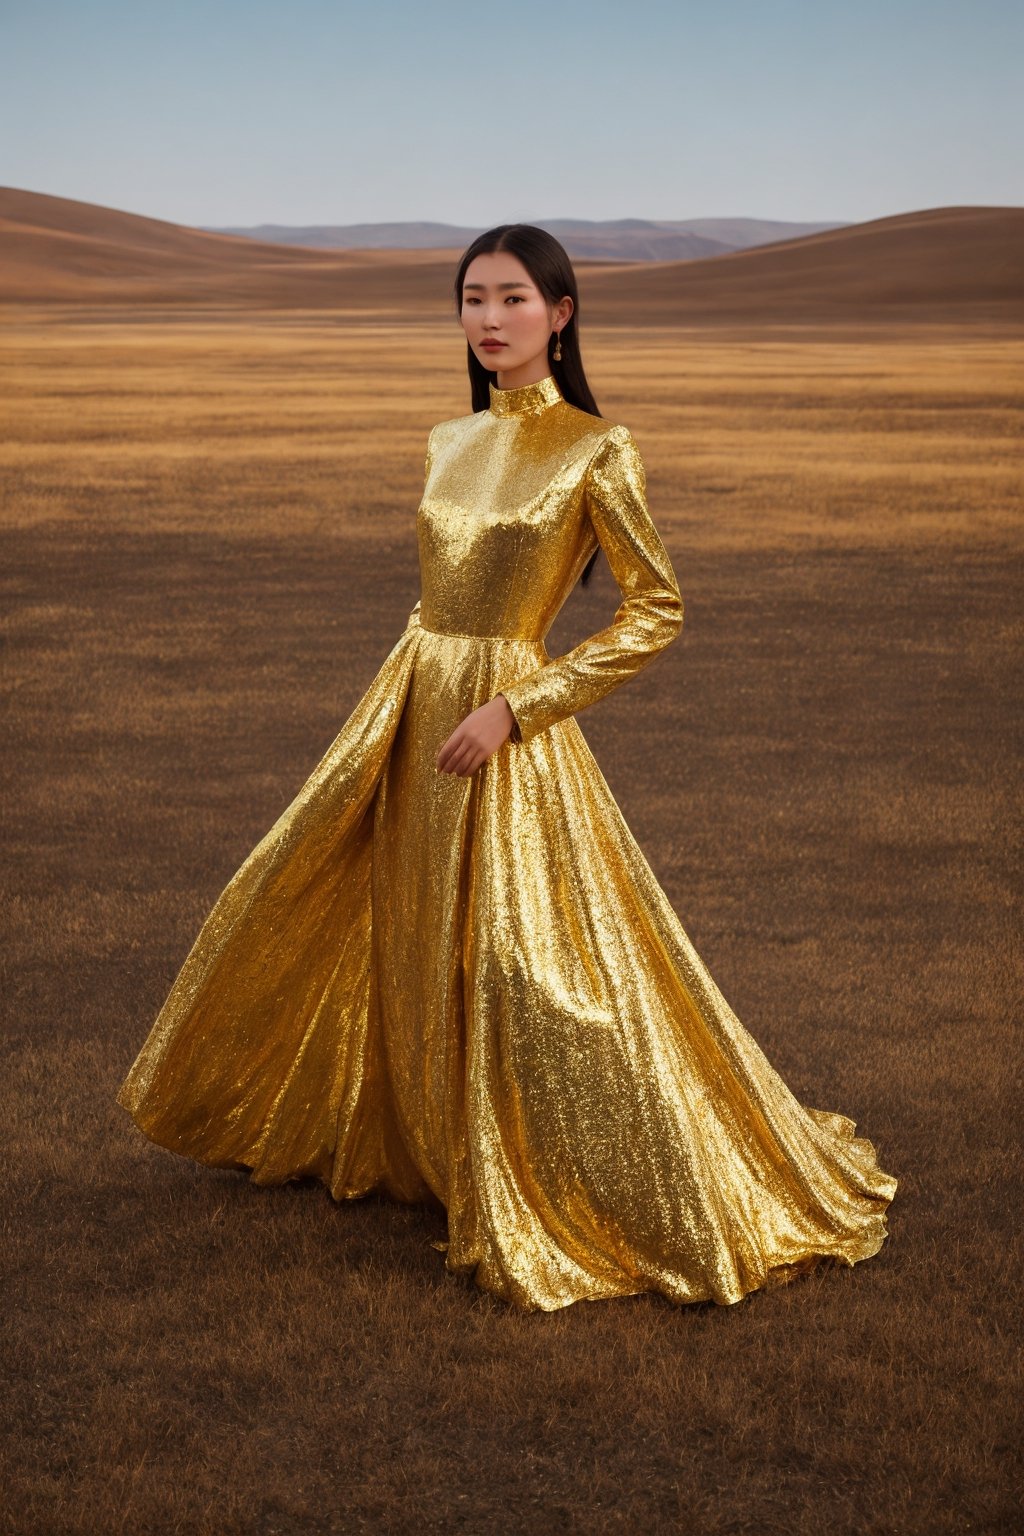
2,193,1021,1532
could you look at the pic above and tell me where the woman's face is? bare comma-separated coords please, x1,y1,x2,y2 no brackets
460,250,573,389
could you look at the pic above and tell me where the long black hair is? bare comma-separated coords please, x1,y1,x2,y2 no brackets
453,223,603,587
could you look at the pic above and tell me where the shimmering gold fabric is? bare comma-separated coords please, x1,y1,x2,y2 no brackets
117,373,897,1312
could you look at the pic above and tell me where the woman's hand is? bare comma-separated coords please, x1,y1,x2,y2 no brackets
436,694,517,777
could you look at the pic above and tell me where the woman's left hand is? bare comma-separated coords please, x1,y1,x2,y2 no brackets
436,694,516,776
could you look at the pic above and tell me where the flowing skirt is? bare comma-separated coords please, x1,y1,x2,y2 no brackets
117,621,897,1311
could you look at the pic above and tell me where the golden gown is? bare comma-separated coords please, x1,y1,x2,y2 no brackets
117,372,897,1312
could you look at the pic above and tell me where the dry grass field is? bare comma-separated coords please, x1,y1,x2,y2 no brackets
2,204,1022,1535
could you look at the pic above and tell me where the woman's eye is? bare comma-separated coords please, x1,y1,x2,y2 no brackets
463,294,526,306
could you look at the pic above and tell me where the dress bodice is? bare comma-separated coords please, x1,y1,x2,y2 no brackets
408,372,684,743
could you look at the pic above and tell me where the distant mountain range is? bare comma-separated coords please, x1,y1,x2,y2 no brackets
203,217,847,262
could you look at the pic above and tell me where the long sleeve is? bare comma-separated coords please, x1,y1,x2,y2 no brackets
497,425,683,744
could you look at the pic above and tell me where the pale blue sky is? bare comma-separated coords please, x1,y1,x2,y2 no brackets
2,0,1021,227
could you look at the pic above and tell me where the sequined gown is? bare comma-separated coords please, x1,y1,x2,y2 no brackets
117,372,897,1312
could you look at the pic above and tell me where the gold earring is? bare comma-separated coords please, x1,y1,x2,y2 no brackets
553,331,562,362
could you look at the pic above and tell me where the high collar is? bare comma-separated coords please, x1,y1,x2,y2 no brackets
488,373,564,418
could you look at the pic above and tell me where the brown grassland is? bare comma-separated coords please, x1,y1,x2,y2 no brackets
1,199,1022,1536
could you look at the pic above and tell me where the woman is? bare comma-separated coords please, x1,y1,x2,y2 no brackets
117,224,897,1313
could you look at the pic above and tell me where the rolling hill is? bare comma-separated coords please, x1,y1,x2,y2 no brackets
1,188,1020,322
